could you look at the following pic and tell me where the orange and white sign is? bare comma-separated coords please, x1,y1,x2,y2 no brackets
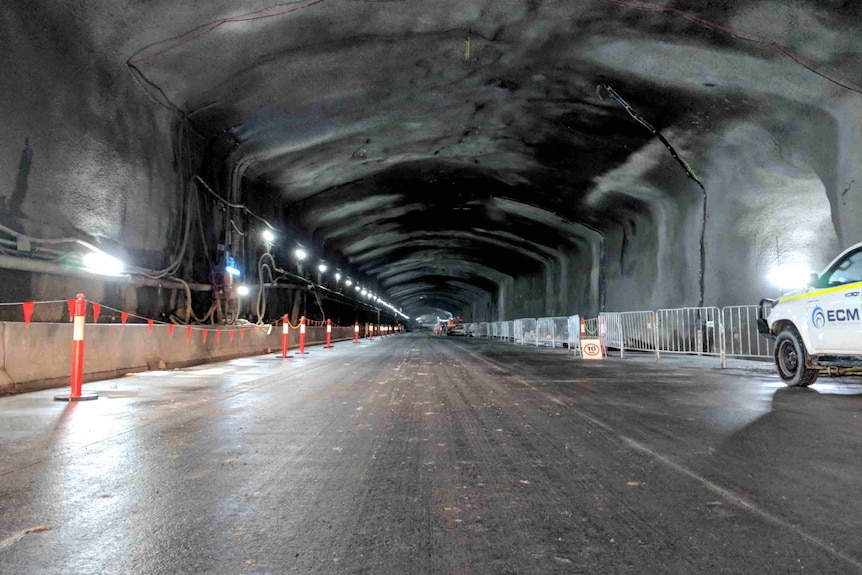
580,338,604,360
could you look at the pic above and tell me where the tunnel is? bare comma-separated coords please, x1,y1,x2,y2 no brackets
2,1,858,327
6,3,862,572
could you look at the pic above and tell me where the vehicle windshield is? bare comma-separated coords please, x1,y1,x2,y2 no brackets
820,248,862,287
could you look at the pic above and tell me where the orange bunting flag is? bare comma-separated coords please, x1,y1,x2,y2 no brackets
216,330,222,343
67,299,74,322
240,329,245,340
229,330,235,342
202,329,208,343
168,324,175,338
186,326,192,341
22,302,34,326
148,319,154,334
92,303,101,324
121,312,129,327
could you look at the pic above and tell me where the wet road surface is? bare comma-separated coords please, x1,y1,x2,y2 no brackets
1,333,862,573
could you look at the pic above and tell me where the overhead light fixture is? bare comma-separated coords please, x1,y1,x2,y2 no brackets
236,285,250,296
262,230,275,243
361,289,368,296
294,248,307,261
345,279,352,287
318,263,327,273
335,272,342,281
355,285,361,292
82,251,124,276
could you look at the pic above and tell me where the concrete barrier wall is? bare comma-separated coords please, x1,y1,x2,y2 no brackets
0,322,360,395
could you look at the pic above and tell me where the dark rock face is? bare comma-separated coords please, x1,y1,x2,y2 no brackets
2,1,859,319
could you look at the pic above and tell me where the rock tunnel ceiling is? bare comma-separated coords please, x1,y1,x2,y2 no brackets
9,0,859,320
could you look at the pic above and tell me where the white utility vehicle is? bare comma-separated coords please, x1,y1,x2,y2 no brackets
758,242,862,386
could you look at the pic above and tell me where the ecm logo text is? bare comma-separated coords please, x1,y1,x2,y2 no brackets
826,308,861,322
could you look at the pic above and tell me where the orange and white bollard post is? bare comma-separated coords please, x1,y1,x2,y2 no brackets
54,293,97,401
326,319,332,349
354,322,360,343
299,316,307,354
277,313,292,359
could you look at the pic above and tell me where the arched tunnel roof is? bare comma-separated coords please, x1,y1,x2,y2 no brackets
111,0,862,317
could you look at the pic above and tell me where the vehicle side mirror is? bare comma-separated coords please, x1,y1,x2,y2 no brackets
808,273,819,287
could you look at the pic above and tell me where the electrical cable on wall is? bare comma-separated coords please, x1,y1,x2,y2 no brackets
597,84,707,308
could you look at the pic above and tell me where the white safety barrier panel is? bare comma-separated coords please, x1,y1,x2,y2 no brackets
600,312,622,349
553,316,570,348
466,322,484,337
656,307,721,357
601,311,659,359
533,316,574,348
567,315,581,352
514,318,539,345
720,305,774,368
501,321,513,341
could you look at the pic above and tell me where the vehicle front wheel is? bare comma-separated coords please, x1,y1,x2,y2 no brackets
774,327,819,387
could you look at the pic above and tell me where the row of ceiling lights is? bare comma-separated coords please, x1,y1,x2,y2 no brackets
263,230,408,319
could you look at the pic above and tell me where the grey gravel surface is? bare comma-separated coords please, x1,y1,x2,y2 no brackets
1,334,861,574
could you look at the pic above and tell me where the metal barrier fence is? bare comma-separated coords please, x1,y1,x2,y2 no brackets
536,316,572,348
602,311,658,357
720,305,774,367
473,304,772,368
514,318,538,345
498,321,510,341
567,315,580,352
656,307,721,357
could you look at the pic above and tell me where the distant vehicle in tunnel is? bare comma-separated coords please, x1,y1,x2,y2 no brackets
759,242,862,386
446,317,469,336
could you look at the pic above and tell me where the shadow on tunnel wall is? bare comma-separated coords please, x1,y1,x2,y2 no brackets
3,137,33,217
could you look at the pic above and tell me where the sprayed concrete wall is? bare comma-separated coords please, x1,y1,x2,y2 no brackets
0,5,179,291
5,3,862,335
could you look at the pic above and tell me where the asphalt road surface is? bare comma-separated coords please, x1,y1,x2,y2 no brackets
1,333,862,574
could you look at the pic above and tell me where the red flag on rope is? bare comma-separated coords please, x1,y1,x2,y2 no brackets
148,319,154,334
22,302,34,326
92,303,101,324
186,326,192,341
168,324,175,338
229,330,235,342
67,299,74,322
216,330,222,343
202,330,208,343
240,329,245,340
121,312,129,327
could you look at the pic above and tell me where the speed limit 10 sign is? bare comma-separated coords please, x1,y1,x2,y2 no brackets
580,338,604,360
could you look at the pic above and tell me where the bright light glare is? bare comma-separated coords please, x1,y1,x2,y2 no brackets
262,230,275,243
361,289,368,296
226,265,241,277
236,285,250,296
83,251,124,276
768,263,813,290
294,248,307,261
318,263,327,273
335,273,342,281
345,279,352,287
355,285,361,292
